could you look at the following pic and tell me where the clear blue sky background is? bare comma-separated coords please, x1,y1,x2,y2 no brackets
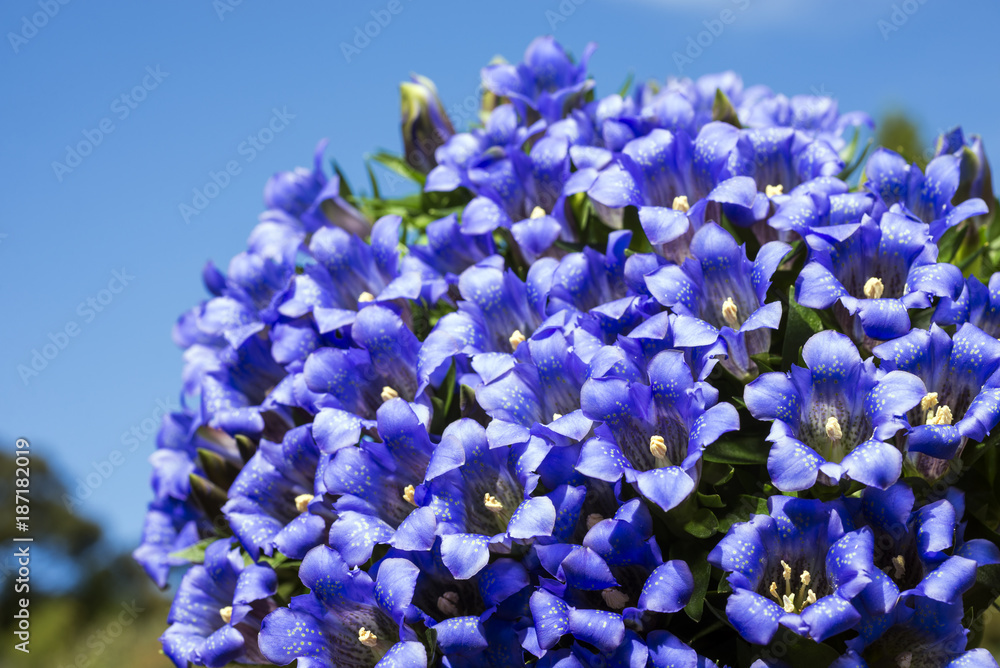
2,0,998,549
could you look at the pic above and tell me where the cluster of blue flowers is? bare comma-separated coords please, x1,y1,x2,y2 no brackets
136,37,1000,667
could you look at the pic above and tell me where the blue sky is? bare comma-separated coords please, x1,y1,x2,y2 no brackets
2,0,998,549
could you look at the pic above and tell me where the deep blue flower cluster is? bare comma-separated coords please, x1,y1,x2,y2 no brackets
137,36,1000,667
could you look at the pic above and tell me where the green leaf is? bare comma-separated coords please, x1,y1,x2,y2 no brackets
781,286,823,371
712,89,742,128
168,537,217,564
370,151,427,187
685,553,712,622
703,436,770,465
683,508,719,539
617,71,635,98
697,493,726,509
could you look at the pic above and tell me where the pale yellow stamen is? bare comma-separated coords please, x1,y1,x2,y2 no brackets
586,513,604,530
921,392,939,413
769,581,780,601
826,416,843,442
219,606,232,624
926,405,953,426
797,571,811,604
551,413,562,421
765,184,784,197
721,297,739,329
437,591,460,617
672,195,690,213
484,493,504,513
381,386,399,402
402,485,416,506
358,291,375,303
601,588,629,610
649,434,667,460
805,589,817,606
892,555,906,579
530,206,547,219
781,561,793,596
863,277,884,299
509,329,526,351
358,627,378,647
781,593,796,613
294,494,314,513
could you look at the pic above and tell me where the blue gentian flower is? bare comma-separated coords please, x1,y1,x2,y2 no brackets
745,330,925,491
644,222,790,379
796,210,965,344
258,546,427,667
862,147,988,240
873,323,1000,473
161,540,277,668
834,597,998,668
481,36,596,123
708,496,875,645
578,348,739,512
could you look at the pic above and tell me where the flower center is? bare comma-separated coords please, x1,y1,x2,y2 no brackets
825,416,843,442
765,184,784,197
768,560,816,613
437,591,460,617
294,494,313,513
601,588,629,610
649,434,669,463
358,291,375,303
721,297,740,329
863,277,884,299
402,485,416,506
890,555,905,580
358,627,378,647
380,386,399,402
671,195,690,212
551,412,562,421
586,513,604,530
926,404,953,426
219,606,232,624
530,206,547,219
484,493,504,514
509,329,526,351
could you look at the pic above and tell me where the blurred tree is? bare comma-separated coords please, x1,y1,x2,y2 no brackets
876,111,928,169
0,451,171,667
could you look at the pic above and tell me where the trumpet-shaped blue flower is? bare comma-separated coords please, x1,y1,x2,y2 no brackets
873,324,1000,467
796,210,965,343
578,348,739,512
258,546,426,668
708,496,875,645
863,147,988,240
644,222,789,378
161,540,277,668
745,330,925,491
